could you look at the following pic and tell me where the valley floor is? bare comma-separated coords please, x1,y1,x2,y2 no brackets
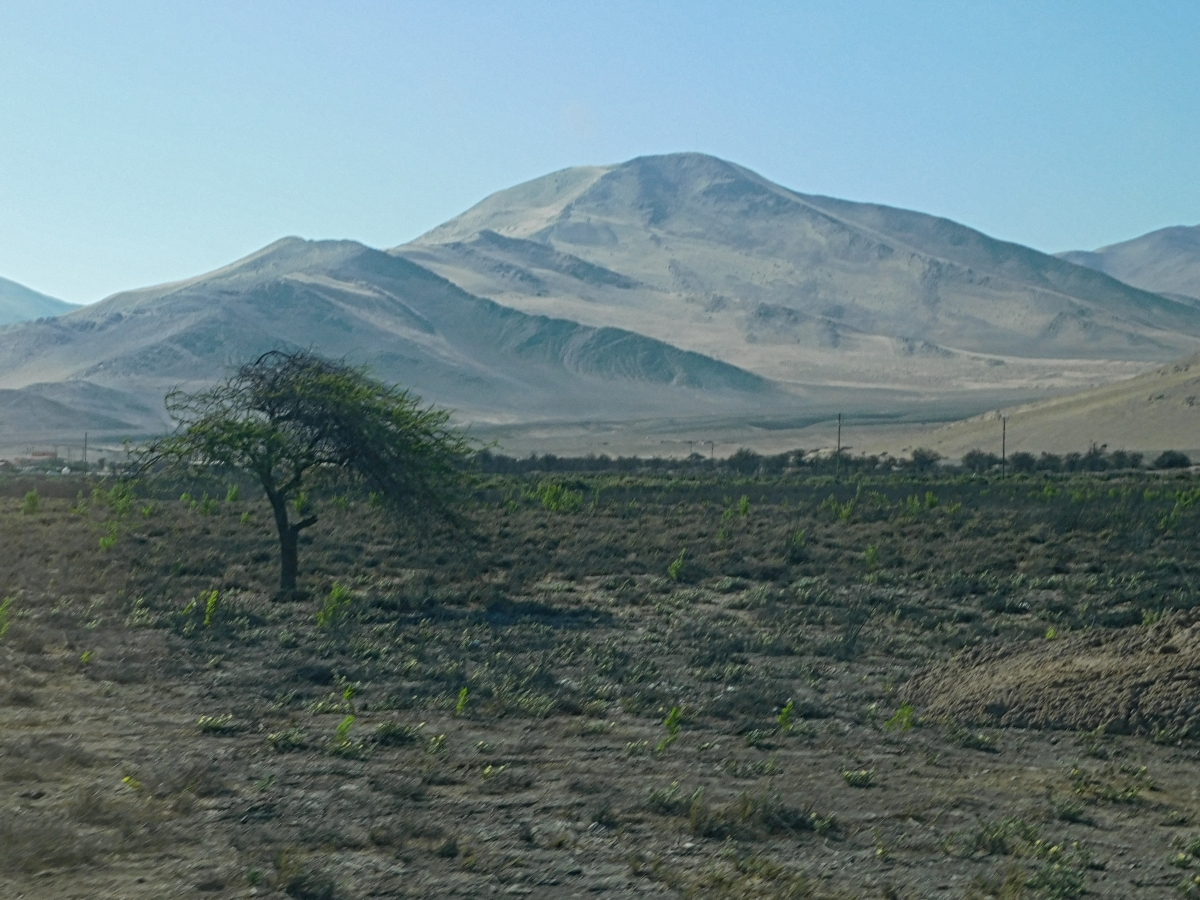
3,472,1200,899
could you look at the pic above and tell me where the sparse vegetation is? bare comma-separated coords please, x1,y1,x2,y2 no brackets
1,463,1199,896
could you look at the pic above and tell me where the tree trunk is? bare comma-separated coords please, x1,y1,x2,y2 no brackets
267,489,316,593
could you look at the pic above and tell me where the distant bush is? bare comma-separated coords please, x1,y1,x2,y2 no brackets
962,450,1001,474
1154,450,1192,470
908,448,943,473
1008,451,1037,473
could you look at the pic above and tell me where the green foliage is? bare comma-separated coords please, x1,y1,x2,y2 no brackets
316,582,353,629
455,686,469,716
777,699,795,733
667,548,686,581
947,816,1041,857
0,596,14,639
884,702,915,731
225,484,240,502
840,768,875,788
268,728,307,752
177,590,224,636
21,489,39,515
1068,763,1153,803
655,705,683,753
98,521,119,550
737,494,750,517
203,590,220,628
144,349,473,591
534,482,583,512
196,714,235,734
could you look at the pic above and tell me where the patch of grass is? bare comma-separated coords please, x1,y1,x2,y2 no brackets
0,595,13,639
884,702,915,732
316,581,353,629
1068,763,1153,803
268,728,308,753
840,767,876,788
196,714,235,734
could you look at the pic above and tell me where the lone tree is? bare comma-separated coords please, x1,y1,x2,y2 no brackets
147,349,472,592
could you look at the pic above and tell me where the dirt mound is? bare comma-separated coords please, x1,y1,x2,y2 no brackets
906,613,1200,738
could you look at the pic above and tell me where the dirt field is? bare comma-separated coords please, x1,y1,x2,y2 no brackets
3,471,1200,898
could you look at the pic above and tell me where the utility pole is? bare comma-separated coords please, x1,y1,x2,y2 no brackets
835,413,842,481
1001,416,1007,480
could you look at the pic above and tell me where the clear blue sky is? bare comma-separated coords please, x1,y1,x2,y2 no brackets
2,1,1198,304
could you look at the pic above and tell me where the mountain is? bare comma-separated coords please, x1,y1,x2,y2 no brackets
396,153,1200,401
0,238,779,448
908,353,1200,458
5,153,1200,456
0,276,76,325
1058,225,1200,304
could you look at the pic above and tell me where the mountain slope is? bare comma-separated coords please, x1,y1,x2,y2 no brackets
0,276,76,325
0,238,777,443
396,153,1200,398
1058,225,1200,304
920,353,1200,457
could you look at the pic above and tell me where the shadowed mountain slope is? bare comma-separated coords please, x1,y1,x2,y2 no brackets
0,276,77,325
1059,224,1200,304
0,238,777,444
397,153,1200,398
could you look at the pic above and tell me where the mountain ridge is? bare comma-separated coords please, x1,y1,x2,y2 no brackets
396,153,1200,404
1058,224,1200,303
0,237,779,447
0,276,77,325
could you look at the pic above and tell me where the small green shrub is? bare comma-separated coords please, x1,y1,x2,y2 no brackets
197,714,235,734
202,590,220,628
777,699,795,732
655,705,683,753
535,482,583,512
225,484,240,502
0,596,14,639
98,521,119,550
667,548,686,581
841,768,875,788
455,686,469,716
884,702,915,732
316,582,353,629
21,490,39,515
268,728,308,752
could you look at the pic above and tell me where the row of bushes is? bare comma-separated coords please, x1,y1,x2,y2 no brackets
472,445,1192,477
962,447,1190,474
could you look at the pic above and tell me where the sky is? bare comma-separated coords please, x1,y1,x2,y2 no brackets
1,1,1198,305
